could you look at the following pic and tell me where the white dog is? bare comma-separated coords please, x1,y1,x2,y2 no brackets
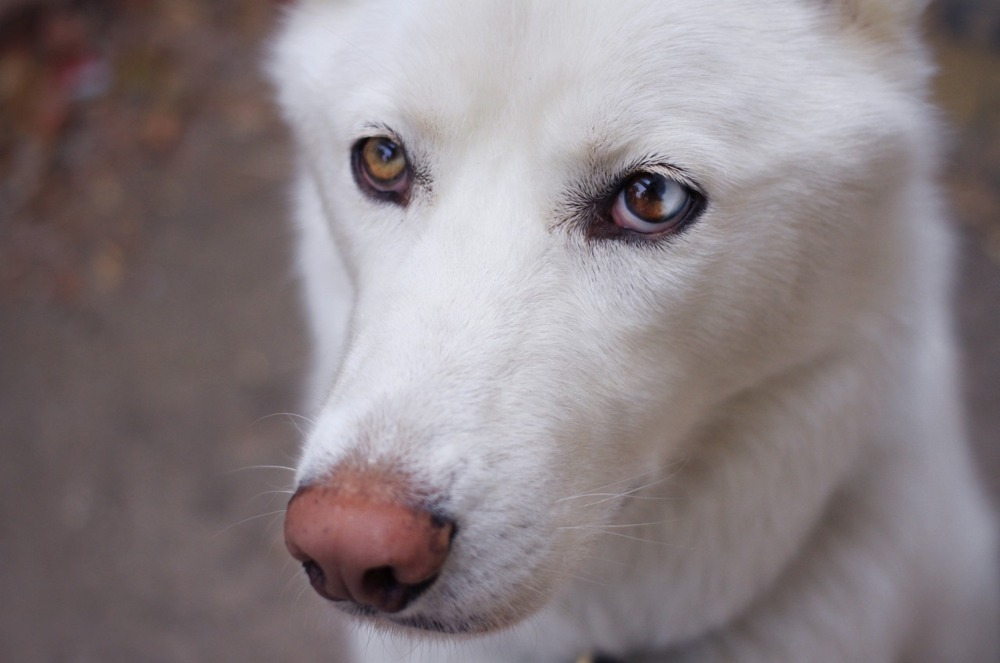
270,1,998,661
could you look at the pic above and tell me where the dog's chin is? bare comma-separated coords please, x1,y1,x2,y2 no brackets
335,600,531,636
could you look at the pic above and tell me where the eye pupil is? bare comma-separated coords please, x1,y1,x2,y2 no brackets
372,140,397,165
625,175,670,221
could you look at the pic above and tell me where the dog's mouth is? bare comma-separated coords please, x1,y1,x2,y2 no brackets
334,601,491,635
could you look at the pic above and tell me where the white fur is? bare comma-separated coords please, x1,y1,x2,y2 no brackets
270,1,999,660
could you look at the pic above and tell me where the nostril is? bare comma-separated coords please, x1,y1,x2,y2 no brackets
302,559,337,601
362,566,439,614
362,566,398,597
362,566,403,611
303,559,323,586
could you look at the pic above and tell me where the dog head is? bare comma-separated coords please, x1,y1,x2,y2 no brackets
271,0,936,635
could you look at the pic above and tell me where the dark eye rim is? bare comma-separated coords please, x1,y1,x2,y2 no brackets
585,167,707,243
351,136,413,206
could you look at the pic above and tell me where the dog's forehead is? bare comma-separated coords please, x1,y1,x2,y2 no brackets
395,3,737,114
329,1,818,144
306,0,868,171
275,0,908,198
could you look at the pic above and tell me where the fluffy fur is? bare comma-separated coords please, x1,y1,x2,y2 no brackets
270,0,999,660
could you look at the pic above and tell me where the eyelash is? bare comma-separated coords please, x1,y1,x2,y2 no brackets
571,162,707,242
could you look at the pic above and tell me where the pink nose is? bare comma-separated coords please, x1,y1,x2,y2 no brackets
283,471,454,613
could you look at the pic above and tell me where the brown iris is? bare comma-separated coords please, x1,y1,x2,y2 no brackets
611,171,695,234
352,136,412,205
626,175,676,221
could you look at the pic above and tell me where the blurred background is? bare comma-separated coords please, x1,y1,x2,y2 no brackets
0,1,997,661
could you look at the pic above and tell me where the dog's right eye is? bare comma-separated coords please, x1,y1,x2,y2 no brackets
610,172,700,235
351,136,413,205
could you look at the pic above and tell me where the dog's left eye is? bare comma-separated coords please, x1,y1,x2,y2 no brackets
352,136,413,205
611,172,698,234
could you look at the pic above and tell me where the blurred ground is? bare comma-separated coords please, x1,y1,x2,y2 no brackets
0,2,997,662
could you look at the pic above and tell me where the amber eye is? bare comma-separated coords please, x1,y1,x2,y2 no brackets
610,172,699,234
352,136,412,205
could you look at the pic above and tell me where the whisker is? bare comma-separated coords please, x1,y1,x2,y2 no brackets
556,462,688,507
251,411,316,428
546,569,610,587
294,580,312,604
556,468,660,502
215,509,287,537
248,489,295,503
581,530,682,548
580,475,672,507
281,558,306,601
223,464,297,476
558,518,674,530
264,510,290,535
248,412,316,440
561,492,670,503
516,580,555,602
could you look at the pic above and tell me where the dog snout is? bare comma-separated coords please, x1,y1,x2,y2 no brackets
283,470,454,613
